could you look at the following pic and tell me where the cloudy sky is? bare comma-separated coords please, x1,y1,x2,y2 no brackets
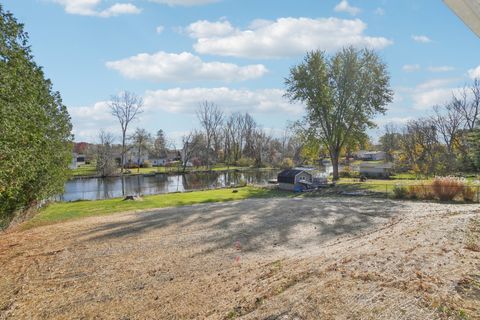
3,0,480,144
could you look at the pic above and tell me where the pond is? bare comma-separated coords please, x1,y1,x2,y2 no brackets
61,169,280,201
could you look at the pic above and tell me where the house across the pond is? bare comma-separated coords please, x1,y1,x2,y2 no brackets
359,162,393,178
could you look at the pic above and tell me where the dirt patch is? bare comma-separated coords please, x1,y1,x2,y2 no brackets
0,197,479,319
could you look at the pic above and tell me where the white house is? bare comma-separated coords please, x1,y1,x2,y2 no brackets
359,163,393,178
150,158,168,166
69,153,86,169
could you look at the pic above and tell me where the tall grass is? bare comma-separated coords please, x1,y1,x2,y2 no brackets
392,177,475,202
431,177,465,201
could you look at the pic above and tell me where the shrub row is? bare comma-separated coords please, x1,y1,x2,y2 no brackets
393,177,478,202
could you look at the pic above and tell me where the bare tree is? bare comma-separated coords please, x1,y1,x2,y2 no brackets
109,91,144,173
453,79,480,131
181,131,202,173
250,128,271,166
224,113,245,162
95,130,117,177
196,101,224,169
130,128,152,173
431,104,464,170
379,123,401,162
399,119,442,176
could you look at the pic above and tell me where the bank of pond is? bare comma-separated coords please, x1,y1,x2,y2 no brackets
62,169,281,201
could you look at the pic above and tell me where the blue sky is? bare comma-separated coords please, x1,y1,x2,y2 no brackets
3,0,480,145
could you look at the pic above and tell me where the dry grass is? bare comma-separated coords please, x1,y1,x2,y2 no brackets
462,186,477,203
431,176,465,201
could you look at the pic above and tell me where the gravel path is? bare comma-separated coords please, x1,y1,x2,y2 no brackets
0,197,479,319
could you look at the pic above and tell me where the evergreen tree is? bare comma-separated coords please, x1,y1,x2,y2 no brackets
0,5,72,227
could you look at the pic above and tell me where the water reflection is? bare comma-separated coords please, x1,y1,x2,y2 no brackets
61,170,279,202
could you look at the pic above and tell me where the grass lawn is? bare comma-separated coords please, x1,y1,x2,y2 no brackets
22,186,290,230
70,164,97,176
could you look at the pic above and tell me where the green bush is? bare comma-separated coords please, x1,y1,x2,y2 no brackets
462,186,476,202
280,158,294,169
0,7,72,228
142,160,152,168
237,157,254,167
392,185,408,199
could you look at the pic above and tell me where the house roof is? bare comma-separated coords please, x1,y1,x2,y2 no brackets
444,0,480,37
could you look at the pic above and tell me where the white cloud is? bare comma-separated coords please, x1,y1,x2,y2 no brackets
374,8,385,16
189,17,392,58
148,0,219,6
106,51,268,82
143,87,303,114
402,64,420,72
156,26,165,34
416,78,458,90
410,78,460,109
334,0,361,16
68,87,303,141
468,65,480,79
427,66,455,72
411,35,432,43
186,20,235,38
68,102,118,142
375,116,414,127
53,0,141,17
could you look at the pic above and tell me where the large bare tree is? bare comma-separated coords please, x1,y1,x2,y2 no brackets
95,130,117,177
196,101,224,169
109,91,143,173
181,131,202,173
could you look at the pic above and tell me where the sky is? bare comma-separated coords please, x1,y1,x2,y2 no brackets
3,0,480,145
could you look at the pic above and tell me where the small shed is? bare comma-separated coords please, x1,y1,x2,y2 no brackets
278,169,313,191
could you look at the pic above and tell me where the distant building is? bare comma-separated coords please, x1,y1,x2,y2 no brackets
69,152,86,169
359,163,393,178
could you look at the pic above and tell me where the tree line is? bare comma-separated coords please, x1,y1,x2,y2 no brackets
379,79,480,177
93,97,305,176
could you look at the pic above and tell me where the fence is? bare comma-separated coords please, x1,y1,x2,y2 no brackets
332,183,480,203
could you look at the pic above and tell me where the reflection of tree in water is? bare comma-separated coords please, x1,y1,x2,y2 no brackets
97,177,117,199
64,169,281,201
149,174,169,194
183,172,220,190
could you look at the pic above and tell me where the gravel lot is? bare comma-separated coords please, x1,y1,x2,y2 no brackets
1,197,479,319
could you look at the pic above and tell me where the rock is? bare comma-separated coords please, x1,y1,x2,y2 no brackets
123,195,143,201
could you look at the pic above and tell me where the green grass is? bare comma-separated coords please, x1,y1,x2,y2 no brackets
70,164,97,176
22,186,289,230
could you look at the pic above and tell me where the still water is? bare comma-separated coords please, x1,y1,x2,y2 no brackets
61,170,280,201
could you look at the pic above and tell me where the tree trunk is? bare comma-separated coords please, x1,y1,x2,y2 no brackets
331,150,340,181
121,131,126,174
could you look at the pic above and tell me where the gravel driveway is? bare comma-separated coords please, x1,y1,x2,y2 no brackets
1,197,479,319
